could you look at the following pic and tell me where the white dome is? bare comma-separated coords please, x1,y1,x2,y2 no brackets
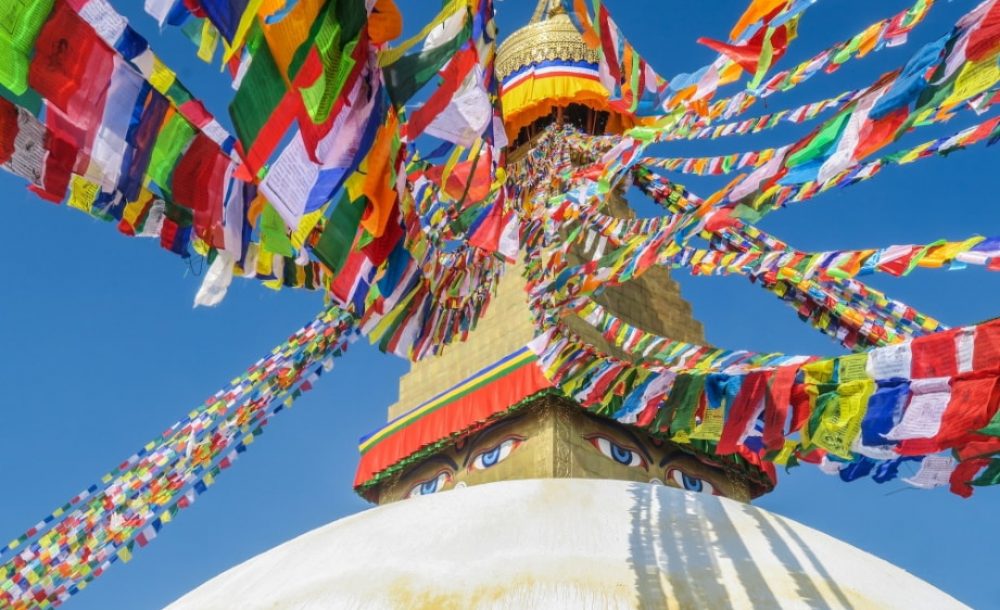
167,479,966,610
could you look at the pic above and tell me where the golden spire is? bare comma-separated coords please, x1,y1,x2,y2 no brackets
530,0,565,23
496,3,596,81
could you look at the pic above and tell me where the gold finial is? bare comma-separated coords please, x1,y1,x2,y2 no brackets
530,0,565,23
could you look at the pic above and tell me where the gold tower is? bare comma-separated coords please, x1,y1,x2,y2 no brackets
354,2,767,505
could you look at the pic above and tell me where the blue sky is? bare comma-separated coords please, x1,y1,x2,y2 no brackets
1,1,998,608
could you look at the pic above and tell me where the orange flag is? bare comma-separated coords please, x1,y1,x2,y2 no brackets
361,110,400,238
730,0,789,41
369,0,403,44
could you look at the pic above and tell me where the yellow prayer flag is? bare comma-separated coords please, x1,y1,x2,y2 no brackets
68,175,99,213
689,405,724,441
222,0,266,63
197,19,220,62
439,144,467,193
942,59,1000,108
772,440,798,465
671,430,691,444
344,170,366,203
802,359,836,385
121,190,154,229
291,208,327,250
117,546,133,563
920,236,985,268
149,57,177,95
837,353,869,382
810,379,873,459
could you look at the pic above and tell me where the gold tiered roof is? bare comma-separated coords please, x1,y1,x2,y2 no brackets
495,0,639,139
495,4,599,81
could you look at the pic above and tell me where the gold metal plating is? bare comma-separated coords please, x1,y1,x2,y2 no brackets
496,13,599,81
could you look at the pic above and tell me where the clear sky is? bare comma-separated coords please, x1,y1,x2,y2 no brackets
1,1,998,608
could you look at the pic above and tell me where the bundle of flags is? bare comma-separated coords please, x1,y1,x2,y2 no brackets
0,307,357,609
529,317,1000,498
1,0,999,607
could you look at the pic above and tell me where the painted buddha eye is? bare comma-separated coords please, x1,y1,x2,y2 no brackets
667,468,717,495
407,471,451,498
585,434,648,469
469,436,524,471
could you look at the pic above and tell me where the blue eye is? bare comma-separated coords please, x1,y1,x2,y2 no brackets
610,443,633,465
586,435,647,469
480,446,501,467
681,473,702,492
407,471,451,498
470,437,524,471
668,469,716,495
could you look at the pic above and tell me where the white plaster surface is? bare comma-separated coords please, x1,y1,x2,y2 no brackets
166,479,967,610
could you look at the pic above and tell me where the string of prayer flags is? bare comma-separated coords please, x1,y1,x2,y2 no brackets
3,1,1000,606
528,318,1000,497
671,89,860,141
0,307,357,609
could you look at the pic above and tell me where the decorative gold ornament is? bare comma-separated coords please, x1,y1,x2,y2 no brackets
496,13,599,81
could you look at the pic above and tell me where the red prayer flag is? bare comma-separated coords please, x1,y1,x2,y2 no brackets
29,2,113,121
0,98,18,165
718,371,768,455
763,365,797,452
171,133,229,248
911,328,959,378
973,319,1000,370
949,457,991,498
966,1,1000,62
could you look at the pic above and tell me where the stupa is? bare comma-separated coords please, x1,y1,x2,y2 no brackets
167,3,969,608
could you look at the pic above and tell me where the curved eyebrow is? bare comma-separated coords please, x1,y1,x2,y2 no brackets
659,448,729,470
405,454,459,478
611,425,655,466
462,415,526,468
578,410,656,465
659,450,687,469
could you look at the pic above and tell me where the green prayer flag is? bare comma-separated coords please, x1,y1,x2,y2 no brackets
383,18,471,106
654,374,689,432
312,193,365,275
628,52,641,113
786,109,852,167
163,200,194,228
669,374,707,437
298,1,367,123
231,25,288,147
148,114,197,195
803,383,838,452
450,204,483,235
165,80,195,107
971,459,1000,487
0,0,54,95
260,203,295,257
